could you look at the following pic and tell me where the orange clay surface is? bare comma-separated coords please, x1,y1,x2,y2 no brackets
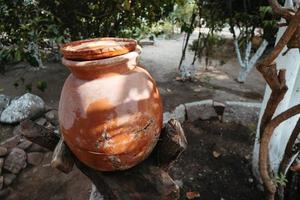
60,38,137,61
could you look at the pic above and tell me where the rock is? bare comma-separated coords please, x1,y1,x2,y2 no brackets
27,143,48,153
89,184,104,200
0,147,8,157
163,112,172,125
35,117,47,126
223,101,261,126
44,121,55,130
162,105,186,125
0,135,21,149
12,125,22,136
185,100,217,121
0,158,3,175
27,152,44,165
0,93,45,124
53,129,60,136
0,176,3,190
3,173,16,186
45,110,58,125
172,104,186,123
17,139,32,150
4,147,27,174
0,94,10,115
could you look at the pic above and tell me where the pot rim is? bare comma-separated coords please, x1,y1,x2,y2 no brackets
62,46,141,69
60,37,137,60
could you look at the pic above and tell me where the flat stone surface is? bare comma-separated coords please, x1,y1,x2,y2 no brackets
172,104,186,123
0,146,8,157
163,112,172,125
17,139,32,150
185,100,217,121
223,103,260,126
27,152,44,166
4,147,27,174
3,173,16,186
0,93,45,124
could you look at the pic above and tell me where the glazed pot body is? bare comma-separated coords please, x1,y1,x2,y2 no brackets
59,49,163,171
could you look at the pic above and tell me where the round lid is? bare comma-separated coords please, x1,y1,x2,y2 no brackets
60,37,137,61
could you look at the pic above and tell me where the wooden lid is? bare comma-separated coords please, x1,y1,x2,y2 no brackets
60,37,137,61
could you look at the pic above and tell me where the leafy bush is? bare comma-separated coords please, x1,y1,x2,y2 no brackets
0,0,178,70
0,0,68,71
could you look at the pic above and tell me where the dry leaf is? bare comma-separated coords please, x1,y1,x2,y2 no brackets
212,150,221,158
186,191,200,199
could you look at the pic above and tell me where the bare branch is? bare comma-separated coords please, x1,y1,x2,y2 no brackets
259,104,300,196
279,117,300,174
268,0,295,20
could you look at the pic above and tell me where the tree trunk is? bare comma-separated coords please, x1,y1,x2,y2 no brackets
237,40,268,83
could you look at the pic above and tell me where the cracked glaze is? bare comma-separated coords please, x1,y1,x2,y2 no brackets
59,47,163,171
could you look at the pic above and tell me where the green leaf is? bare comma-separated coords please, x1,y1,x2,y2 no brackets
36,80,47,92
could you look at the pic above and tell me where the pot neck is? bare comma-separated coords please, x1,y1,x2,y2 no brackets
62,47,141,80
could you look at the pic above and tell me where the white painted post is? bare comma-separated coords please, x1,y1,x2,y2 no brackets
252,0,300,183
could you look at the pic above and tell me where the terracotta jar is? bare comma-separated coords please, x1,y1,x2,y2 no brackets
58,38,163,171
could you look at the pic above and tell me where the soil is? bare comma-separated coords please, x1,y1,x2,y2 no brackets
170,119,264,200
0,33,266,199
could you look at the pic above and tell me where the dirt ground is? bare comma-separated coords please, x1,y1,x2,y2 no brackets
171,119,263,200
0,33,266,200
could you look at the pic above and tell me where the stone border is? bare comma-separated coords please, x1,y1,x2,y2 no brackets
163,99,261,126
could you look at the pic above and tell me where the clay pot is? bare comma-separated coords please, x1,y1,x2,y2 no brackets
60,37,137,61
59,38,163,171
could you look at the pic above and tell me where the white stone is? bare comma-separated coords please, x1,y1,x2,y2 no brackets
172,104,186,123
163,112,172,125
0,94,10,115
89,184,104,200
0,93,45,124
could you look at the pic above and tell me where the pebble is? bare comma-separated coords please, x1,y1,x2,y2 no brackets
35,117,47,126
17,139,32,150
45,110,58,125
0,136,21,149
0,147,8,157
4,148,27,174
